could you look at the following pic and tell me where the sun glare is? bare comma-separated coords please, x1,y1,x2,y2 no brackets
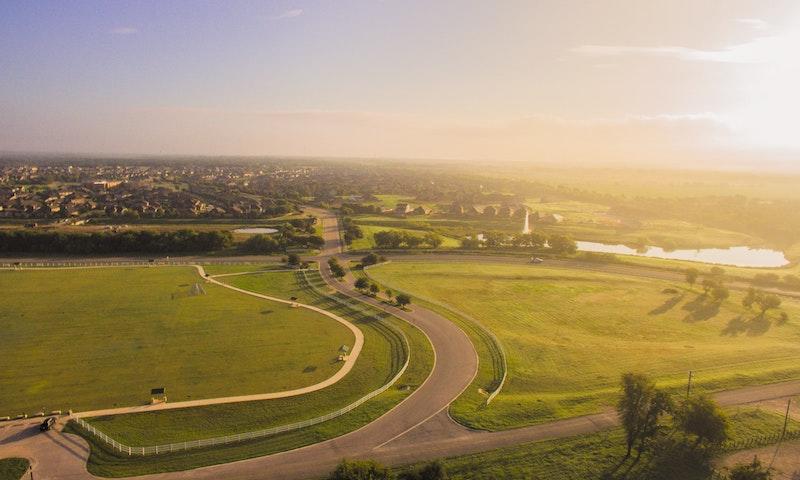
731,27,800,149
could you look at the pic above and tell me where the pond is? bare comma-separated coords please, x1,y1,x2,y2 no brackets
576,241,789,268
233,227,279,234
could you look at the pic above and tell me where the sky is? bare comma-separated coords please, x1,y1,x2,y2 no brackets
1,0,799,168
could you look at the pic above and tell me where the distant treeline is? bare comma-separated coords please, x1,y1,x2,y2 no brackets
340,203,383,215
0,230,232,254
238,232,324,254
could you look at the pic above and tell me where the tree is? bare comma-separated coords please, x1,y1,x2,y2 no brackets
424,232,443,249
483,231,504,249
460,236,481,249
676,395,729,448
710,266,726,278
548,234,578,254
328,258,346,279
743,287,759,310
361,252,380,266
757,294,782,314
385,289,393,300
701,278,718,295
395,293,411,308
685,268,699,288
398,461,448,480
617,373,672,461
374,230,404,249
327,460,393,480
354,277,369,291
369,283,380,295
405,234,423,249
711,285,730,303
727,457,773,480
287,253,301,266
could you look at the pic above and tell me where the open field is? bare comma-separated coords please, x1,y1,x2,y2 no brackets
412,407,800,480
72,269,434,477
0,267,354,415
367,261,800,429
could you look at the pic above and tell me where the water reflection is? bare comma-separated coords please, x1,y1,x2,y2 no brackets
233,227,279,234
576,241,789,268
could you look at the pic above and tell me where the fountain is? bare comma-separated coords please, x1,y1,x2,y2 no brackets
522,209,531,234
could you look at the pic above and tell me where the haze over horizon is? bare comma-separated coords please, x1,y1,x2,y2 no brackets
2,0,799,169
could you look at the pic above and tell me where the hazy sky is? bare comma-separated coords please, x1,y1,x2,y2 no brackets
1,0,799,166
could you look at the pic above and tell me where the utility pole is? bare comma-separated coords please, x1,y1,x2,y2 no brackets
769,398,792,470
686,370,693,399
781,398,792,439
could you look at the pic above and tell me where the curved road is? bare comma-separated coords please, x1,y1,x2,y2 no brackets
2,210,800,479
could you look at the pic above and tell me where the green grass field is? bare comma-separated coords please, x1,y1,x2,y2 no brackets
410,407,799,480
0,267,354,415
367,261,800,429
0,458,29,480
71,269,434,477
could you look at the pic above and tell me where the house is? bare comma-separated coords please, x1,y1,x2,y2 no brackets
449,203,465,216
394,203,413,216
497,206,513,217
538,213,565,224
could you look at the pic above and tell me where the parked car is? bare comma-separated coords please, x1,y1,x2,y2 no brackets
530,257,544,264
39,417,55,431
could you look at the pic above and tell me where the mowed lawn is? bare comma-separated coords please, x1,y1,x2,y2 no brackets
0,267,354,415
368,262,800,429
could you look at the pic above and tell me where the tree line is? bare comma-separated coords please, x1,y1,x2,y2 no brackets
373,230,443,249
461,231,577,254
341,217,364,245
0,229,232,254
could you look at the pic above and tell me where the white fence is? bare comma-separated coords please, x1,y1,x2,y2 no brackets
74,359,407,456
73,269,411,456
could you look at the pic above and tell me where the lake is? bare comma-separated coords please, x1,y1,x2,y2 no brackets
233,227,279,234
576,241,789,268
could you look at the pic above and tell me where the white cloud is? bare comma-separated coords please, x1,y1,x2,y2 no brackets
109,26,138,35
270,8,303,20
736,18,769,30
571,31,796,64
